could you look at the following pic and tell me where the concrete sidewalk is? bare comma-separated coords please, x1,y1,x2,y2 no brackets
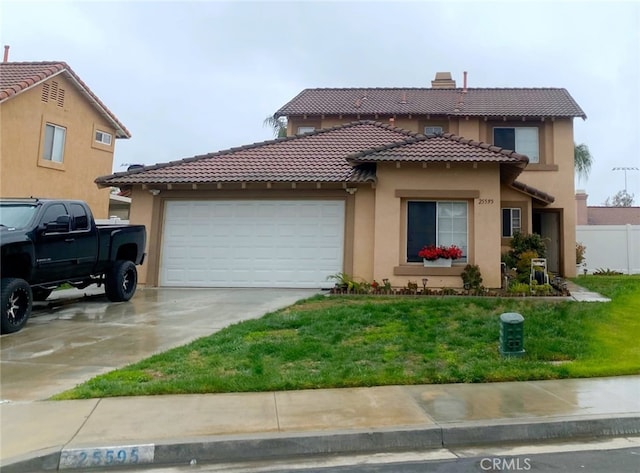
2,376,639,472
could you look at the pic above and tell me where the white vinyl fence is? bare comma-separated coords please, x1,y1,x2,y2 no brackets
576,224,640,274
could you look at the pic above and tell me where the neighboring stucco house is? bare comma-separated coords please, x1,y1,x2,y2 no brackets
0,59,130,218
95,72,585,289
576,191,640,225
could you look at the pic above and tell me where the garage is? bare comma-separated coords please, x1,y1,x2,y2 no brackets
160,200,345,288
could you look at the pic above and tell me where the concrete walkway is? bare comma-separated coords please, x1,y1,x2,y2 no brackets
566,280,612,302
2,376,639,472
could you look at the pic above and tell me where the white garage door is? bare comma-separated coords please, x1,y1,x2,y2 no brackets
160,200,345,288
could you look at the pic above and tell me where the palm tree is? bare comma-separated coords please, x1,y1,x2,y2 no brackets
574,143,593,183
263,115,287,138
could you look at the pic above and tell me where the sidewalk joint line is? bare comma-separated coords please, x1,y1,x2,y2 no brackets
273,392,281,432
63,398,102,450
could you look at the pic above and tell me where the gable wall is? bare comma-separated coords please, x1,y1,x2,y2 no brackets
0,74,117,218
288,114,578,276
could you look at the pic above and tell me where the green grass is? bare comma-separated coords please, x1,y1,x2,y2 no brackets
53,276,640,399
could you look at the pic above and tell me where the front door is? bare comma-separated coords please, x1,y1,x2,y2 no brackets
533,210,560,274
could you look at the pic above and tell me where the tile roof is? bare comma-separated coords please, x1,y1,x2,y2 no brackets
0,61,130,138
96,121,419,186
510,180,555,205
96,121,538,188
347,133,529,164
275,88,586,119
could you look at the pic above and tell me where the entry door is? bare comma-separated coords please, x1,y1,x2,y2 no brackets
533,211,560,274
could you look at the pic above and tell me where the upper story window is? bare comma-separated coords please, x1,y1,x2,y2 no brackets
95,130,113,146
297,126,315,135
43,123,66,163
493,127,539,163
407,201,468,263
424,126,443,135
502,208,521,238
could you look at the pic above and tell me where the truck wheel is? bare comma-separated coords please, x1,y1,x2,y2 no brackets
1,278,32,334
32,288,53,301
105,260,137,302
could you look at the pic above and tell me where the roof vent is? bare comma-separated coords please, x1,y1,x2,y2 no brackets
431,72,456,89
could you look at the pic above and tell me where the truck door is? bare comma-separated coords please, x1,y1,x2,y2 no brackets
33,203,76,283
69,203,97,275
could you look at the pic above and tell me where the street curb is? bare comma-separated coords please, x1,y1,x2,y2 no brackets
3,415,639,472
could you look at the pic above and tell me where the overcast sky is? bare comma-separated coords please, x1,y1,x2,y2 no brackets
2,0,639,205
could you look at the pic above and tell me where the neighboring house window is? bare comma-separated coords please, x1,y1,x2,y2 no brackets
297,126,315,134
43,123,66,163
502,208,521,237
95,130,113,146
407,201,468,262
424,126,443,135
493,127,539,163
70,203,89,231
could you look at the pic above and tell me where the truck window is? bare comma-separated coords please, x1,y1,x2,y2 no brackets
70,203,89,230
41,203,68,225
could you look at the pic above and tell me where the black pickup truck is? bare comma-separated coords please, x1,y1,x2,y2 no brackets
0,198,146,334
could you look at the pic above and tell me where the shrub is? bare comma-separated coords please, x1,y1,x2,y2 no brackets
461,264,483,290
508,282,530,295
516,250,539,283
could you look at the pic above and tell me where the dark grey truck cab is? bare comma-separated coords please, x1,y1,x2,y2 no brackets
0,198,146,333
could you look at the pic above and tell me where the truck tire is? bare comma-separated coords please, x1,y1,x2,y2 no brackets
32,288,53,301
105,260,137,302
1,278,32,334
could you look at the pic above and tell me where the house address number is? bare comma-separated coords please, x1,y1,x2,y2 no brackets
59,445,154,469
478,199,494,204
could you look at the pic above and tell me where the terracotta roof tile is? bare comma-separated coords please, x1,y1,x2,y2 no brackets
348,133,529,164
511,180,555,205
96,121,419,186
275,88,586,119
96,121,538,188
0,61,130,138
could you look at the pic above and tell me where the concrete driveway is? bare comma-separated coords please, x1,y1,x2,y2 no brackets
0,287,318,402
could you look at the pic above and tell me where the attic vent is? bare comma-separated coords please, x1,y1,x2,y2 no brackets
50,81,59,102
41,83,50,102
57,88,65,107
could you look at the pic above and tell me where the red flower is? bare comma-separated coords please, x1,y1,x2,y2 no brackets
418,244,463,261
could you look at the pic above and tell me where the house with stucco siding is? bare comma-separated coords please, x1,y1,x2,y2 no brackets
0,58,130,218
95,72,585,289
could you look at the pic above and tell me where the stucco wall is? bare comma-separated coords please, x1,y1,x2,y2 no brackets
0,75,117,218
369,162,503,288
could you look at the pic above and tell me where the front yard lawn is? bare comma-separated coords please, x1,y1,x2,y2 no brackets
54,276,640,399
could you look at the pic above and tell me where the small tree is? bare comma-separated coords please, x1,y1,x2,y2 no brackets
603,190,635,207
263,115,287,138
574,143,593,183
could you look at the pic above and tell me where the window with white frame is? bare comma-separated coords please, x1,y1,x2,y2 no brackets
493,127,539,163
297,126,315,135
502,208,521,237
43,123,66,163
407,201,468,262
95,130,113,146
424,126,443,135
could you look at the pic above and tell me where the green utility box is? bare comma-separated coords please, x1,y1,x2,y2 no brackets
499,312,525,357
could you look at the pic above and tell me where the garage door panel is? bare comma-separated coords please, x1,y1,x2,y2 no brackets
160,200,344,288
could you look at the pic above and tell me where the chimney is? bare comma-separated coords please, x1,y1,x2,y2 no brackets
431,72,456,89
576,190,589,225
3,45,9,63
